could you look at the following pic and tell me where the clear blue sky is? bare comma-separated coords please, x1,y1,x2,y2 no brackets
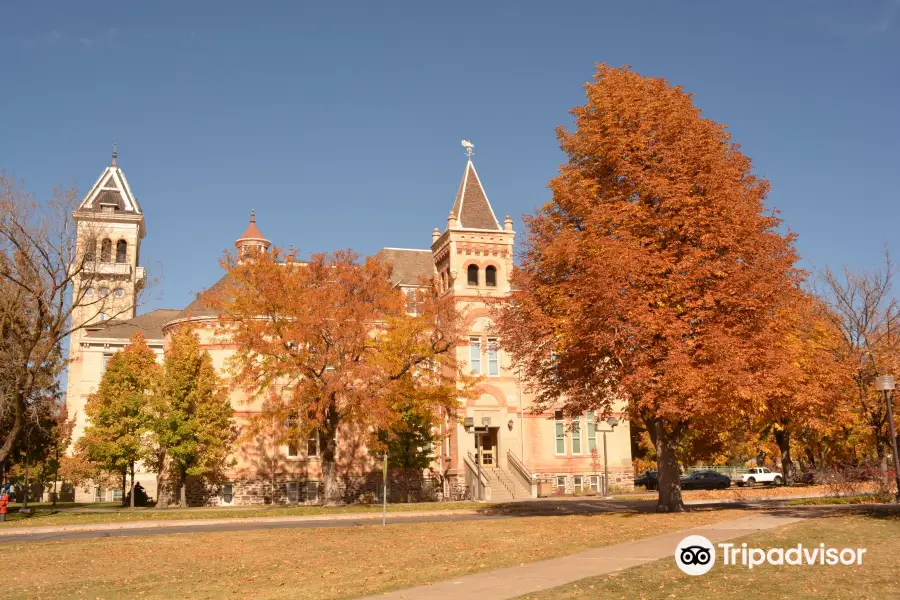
2,1,898,313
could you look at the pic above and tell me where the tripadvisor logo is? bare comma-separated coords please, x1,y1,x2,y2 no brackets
675,535,716,576
675,535,867,575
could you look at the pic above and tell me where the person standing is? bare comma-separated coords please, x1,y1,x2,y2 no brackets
0,487,10,522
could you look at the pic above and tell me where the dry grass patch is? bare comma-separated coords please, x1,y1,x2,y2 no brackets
518,512,900,600
2,509,746,599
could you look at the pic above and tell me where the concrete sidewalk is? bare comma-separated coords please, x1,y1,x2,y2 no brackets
358,512,805,600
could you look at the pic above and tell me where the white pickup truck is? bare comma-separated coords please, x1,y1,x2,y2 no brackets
737,467,783,487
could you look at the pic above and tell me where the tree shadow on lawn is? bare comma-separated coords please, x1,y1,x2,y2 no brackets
477,497,900,521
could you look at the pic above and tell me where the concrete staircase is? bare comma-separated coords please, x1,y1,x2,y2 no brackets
486,466,532,502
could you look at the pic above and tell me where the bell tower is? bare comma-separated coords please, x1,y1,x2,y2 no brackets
65,149,146,427
431,144,515,298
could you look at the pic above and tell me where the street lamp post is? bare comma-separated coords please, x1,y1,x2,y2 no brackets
595,416,619,497
875,375,900,502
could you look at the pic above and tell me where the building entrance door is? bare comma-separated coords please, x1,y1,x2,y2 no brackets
478,427,499,467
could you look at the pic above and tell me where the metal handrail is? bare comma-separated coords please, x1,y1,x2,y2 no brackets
506,450,535,488
465,451,491,483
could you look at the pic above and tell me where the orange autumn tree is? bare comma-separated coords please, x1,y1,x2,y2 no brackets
751,292,855,483
207,248,465,504
499,64,802,512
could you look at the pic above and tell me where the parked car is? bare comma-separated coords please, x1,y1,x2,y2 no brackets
738,467,783,486
633,470,659,491
680,471,731,490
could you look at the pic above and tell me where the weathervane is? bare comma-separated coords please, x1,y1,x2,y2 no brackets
461,140,474,159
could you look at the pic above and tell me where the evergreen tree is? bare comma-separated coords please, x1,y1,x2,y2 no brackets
378,389,439,502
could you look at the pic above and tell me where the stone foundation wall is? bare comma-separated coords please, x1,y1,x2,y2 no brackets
179,471,469,507
537,468,635,496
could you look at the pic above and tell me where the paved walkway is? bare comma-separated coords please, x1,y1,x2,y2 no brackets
358,512,805,600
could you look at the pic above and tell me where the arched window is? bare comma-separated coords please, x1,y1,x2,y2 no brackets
485,265,497,287
100,239,112,263
467,265,479,286
441,271,448,292
85,240,97,262
116,240,127,264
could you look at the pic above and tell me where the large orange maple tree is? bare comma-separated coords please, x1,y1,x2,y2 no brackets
499,65,802,511
208,248,464,504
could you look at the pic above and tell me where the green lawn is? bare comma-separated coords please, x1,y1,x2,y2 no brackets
1,510,746,599
516,512,900,600
0,500,479,528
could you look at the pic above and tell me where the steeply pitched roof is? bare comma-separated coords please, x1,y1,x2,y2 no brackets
377,248,434,286
450,160,500,230
77,154,142,214
85,309,182,341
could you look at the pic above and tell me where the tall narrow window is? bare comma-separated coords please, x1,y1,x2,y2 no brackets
85,240,97,262
487,338,499,376
115,240,127,263
101,353,113,375
467,264,479,286
587,412,597,452
286,415,299,457
100,239,112,263
555,410,565,455
572,416,582,454
405,289,416,314
469,337,482,373
485,265,497,287
307,432,319,457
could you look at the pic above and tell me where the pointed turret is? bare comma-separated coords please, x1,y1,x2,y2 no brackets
449,160,501,230
235,210,271,257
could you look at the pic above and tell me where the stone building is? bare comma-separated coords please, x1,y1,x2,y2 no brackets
65,151,633,504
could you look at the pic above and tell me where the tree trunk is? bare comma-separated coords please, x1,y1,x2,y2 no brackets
121,469,127,507
319,403,341,506
405,468,411,504
179,472,188,507
0,389,25,467
155,452,169,508
774,427,793,484
129,462,137,508
321,428,339,505
654,419,684,512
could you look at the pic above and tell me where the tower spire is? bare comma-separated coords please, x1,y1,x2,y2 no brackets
111,143,118,167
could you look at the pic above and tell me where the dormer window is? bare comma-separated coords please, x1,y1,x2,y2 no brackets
467,265,479,286
485,265,497,287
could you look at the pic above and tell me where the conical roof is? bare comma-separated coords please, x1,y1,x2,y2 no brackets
236,210,268,243
449,160,500,230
